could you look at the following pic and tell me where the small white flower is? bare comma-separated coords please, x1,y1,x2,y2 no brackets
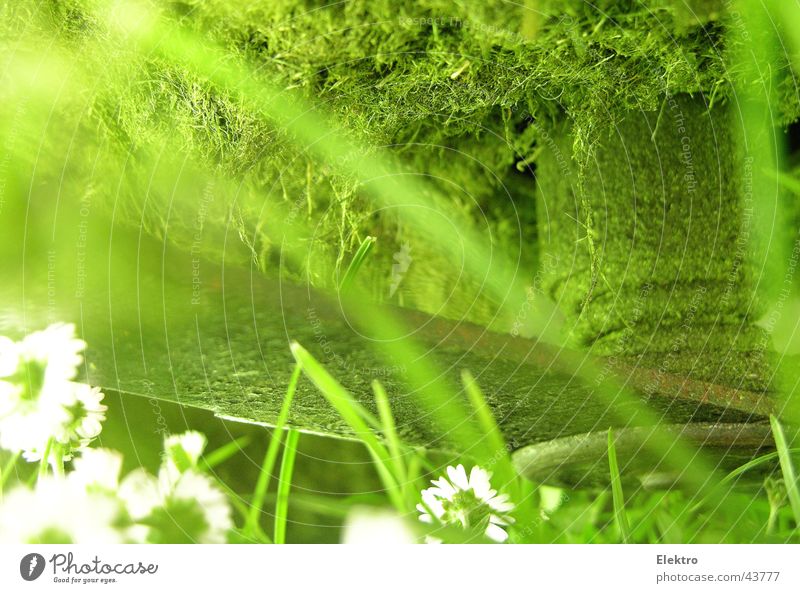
118,468,162,519
118,432,232,544
15,383,107,464
168,471,232,544
165,431,206,464
120,469,232,544
70,448,124,492
0,476,128,544
0,396,70,463
342,507,418,544
66,438,233,544
161,430,207,485
17,323,86,383
0,325,106,464
67,383,108,441
417,464,515,542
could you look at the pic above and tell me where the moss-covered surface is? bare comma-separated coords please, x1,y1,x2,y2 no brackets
536,94,778,388
4,0,798,328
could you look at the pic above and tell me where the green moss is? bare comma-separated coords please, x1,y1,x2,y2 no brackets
3,0,799,328
536,93,773,388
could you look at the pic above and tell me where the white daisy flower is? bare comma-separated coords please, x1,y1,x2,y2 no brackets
67,384,107,441
69,448,124,492
17,323,86,383
118,468,162,520
118,432,232,544
342,507,418,544
161,430,207,485
167,471,232,544
120,469,232,544
15,383,107,464
0,476,128,544
65,439,232,544
417,464,515,542
0,325,106,465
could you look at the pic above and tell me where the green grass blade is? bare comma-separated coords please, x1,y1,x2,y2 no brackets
0,451,21,495
274,429,300,544
339,236,376,293
291,342,405,510
687,449,795,516
245,364,301,535
200,435,251,471
770,415,800,526
775,170,800,196
372,380,407,486
461,370,516,487
608,428,631,543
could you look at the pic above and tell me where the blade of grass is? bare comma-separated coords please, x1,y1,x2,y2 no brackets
38,439,53,479
200,435,251,471
608,428,631,543
274,429,300,544
245,364,301,536
0,451,21,496
291,342,405,511
407,452,423,491
770,415,800,526
461,370,516,489
687,449,798,515
775,170,800,196
339,236,376,293
372,380,407,486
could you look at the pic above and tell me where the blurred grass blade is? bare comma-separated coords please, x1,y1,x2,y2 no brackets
372,380,407,486
608,428,631,543
0,452,21,495
718,449,800,488
291,342,404,510
688,448,800,515
339,236,376,293
770,415,800,526
775,170,800,196
200,435,251,470
274,429,300,544
245,364,301,536
461,370,516,488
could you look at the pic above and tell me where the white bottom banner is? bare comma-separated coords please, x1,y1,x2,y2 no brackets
1,544,797,591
